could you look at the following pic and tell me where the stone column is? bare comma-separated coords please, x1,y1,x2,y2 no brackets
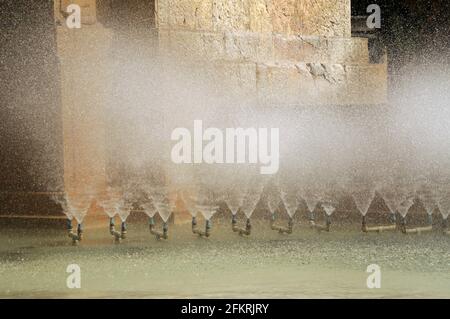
55,0,112,221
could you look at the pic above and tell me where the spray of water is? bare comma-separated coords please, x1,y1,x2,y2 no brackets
33,30,449,224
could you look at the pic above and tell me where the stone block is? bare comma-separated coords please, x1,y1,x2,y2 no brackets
273,35,329,63
344,64,387,105
212,0,251,32
327,37,369,64
156,0,352,37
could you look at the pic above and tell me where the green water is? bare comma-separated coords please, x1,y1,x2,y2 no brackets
0,222,449,298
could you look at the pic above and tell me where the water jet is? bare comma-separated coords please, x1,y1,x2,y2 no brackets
269,191,295,235
231,189,260,237
143,201,168,240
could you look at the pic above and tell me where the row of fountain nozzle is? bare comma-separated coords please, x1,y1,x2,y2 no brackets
60,183,450,245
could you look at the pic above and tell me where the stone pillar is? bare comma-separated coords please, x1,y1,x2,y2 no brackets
55,0,112,219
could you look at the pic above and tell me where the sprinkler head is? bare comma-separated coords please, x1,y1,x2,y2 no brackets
399,216,407,233
246,218,251,231
163,222,169,239
288,217,294,228
361,215,368,232
427,214,433,226
66,219,73,231
309,211,315,222
77,223,83,240
442,217,448,231
205,219,212,237
121,222,127,239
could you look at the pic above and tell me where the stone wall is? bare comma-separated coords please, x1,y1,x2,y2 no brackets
156,0,351,36
157,8,387,105
53,0,386,217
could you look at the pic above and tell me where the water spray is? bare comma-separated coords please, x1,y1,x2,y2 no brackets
349,184,391,233
365,186,406,233
397,197,434,234
269,192,295,235
310,202,333,232
301,190,326,231
147,188,174,240
400,212,433,234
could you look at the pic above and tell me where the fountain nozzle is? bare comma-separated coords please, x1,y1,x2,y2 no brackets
310,215,331,232
192,216,212,237
443,218,449,235
232,216,251,236
109,218,126,243
149,217,169,240
270,213,294,234
67,219,83,245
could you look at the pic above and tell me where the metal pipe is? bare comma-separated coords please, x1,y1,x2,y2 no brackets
149,217,169,240
270,213,293,234
231,215,251,236
404,226,433,234
400,215,433,235
192,216,212,237
361,215,397,233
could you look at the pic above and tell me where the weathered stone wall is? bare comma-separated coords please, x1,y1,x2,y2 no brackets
55,0,387,198
50,0,386,226
155,0,386,106
158,31,369,64
156,0,350,37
